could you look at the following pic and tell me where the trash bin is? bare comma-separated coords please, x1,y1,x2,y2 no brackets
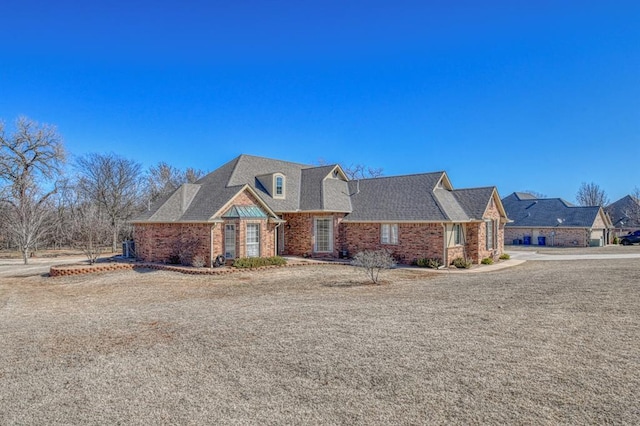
538,236,546,246
523,236,531,245
512,239,519,245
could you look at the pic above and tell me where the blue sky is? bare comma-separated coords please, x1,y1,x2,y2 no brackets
1,0,638,202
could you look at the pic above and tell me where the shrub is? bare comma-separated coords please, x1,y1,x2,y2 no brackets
481,257,494,265
233,256,287,268
451,257,472,269
415,257,443,269
499,253,510,260
351,249,396,284
613,236,619,245
192,255,206,268
171,237,200,265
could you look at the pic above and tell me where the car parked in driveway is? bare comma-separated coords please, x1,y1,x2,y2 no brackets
619,230,640,245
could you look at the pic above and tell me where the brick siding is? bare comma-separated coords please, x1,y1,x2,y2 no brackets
134,223,214,265
340,222,444,264
466,200,505,263
281,213,346,258
134,189,277,266
505,227,594,247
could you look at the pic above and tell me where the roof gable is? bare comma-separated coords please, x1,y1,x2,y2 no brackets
454,187,507,221
300,165,351,211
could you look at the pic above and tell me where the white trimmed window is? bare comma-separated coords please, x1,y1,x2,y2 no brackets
486,220,495,250
225,224,236,259
246,223,260,257
381,224,398,244
314,217,333,253
454,224,463,245
274,174,285,198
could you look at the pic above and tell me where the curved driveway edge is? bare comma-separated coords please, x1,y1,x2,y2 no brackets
507,251,640,261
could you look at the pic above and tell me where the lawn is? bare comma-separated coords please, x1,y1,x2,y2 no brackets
0,256,638,424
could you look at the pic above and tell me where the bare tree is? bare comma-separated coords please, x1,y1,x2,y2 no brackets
315,158,383,180
146,162,205,203
342,164,384,180
351,249,396,284
76,153,143,252
42,178,77,249
0,117,65,263
71,200,112,264
576,182,609,207
625,187,640,227
184,167,205,184
521,190,547,199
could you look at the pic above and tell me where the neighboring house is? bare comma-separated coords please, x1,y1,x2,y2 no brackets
502,192,613,247
605,195,640,236
132,154,509,266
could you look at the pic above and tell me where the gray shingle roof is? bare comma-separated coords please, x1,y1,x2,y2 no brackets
299,166,351,212
133,154,503,224
502,192,604,228
434,188,469,221
453,187,497,220
323,177,352,212
606,195,640,228
299,166,336,211
345,173,470,222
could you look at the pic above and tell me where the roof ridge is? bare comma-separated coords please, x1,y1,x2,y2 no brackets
453,185,496,192
301,164,340,172
237,153,311,168
356,171,445,181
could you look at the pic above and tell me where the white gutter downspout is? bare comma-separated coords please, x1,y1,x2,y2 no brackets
274,222,283,256
210,223,216,268
442,223,448,267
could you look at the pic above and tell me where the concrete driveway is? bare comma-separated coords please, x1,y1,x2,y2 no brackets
507,250,640,261
0,256,91,277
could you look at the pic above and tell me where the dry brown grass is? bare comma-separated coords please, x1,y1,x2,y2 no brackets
1,255,639,424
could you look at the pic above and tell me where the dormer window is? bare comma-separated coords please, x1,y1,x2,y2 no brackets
274,174,285,199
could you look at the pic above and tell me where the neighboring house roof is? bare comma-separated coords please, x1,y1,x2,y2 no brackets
605,195,640,228
133,154,506,224
502,192,610,228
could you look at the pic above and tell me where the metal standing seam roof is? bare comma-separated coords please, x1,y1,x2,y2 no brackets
222,205,268,218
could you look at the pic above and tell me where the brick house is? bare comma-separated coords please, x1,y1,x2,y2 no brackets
502,192,613,247
132,154,509,266
605,195,640,237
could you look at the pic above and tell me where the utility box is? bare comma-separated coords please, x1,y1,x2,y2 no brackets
122,240,135,258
